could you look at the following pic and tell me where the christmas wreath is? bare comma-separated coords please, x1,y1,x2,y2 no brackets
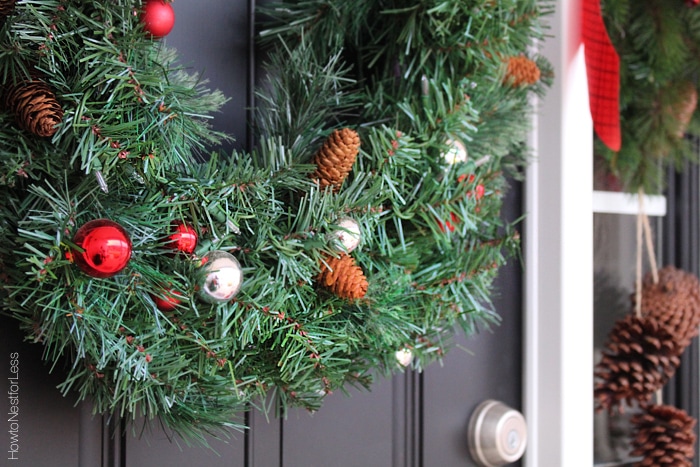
0,0,551,444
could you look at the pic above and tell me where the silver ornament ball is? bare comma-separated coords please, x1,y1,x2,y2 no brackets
331,217,362,253
396,348,414,367
197,250,243,304
442,138,468,165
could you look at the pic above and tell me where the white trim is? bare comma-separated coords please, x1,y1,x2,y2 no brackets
524,0,594,464
592,191,667,216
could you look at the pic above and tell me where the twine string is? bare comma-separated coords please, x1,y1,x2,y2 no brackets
635,188,660,319
636,190,644,317
642,209,660,285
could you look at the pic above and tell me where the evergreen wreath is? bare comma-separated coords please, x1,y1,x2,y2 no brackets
0,0,551,444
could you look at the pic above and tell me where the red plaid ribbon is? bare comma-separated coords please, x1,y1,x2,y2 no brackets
582,0,621,151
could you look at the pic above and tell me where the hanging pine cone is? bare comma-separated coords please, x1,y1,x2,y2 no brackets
311,128,360,191
631,404,697,467
317,253,368,300
594,315,681,412
504,56,541,87
0,0,16,19
665,80,698,138
3,79,64,137
638,265,700,351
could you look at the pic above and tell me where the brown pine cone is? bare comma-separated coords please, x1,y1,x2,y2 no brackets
3,79,64,137
317,253,368,300
631,404,697,467
0,0,16,18
311,128,360,191
639,266,700,351
670,81,698,138
504,56,541,87
594,315,681,412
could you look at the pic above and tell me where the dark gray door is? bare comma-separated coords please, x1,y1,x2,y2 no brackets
0,2,523,466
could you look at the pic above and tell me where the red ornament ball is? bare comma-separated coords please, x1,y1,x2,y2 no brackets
140,0,175,37
165,222,198,255
152,289,182,311
72,219,132,278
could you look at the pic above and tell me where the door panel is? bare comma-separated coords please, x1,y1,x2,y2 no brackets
423,186,524,467
167,0,251,151
124,423,245,467
423,264,523,466
281,377,402,467
0,315,84,467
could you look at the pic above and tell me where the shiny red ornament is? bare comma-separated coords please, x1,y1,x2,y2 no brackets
165,222,198,255
140,0,175,38
72,219,132,278
687,0,700,6
152,289,182,311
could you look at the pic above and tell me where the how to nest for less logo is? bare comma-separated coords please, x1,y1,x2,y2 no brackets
8,352,19,461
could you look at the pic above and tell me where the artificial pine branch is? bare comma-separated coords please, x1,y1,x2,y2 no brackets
597,0,700,192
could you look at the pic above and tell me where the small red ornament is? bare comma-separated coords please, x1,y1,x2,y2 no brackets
165,222,198,255
437,212,460,233
140,0,175,38
152,289,182,311
72,219,132,278
686,0,700,6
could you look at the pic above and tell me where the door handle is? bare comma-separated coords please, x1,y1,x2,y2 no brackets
468,400,528,466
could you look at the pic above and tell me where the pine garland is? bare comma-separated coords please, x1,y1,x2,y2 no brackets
0,0,551,444
598,0,700,192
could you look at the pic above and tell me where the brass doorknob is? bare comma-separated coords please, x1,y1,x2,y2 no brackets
468,400,527,466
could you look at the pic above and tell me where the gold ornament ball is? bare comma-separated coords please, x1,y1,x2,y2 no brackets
442,139,468,165
197,250,243,304
331,217,361,253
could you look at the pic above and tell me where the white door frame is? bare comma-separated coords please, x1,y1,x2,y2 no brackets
525,0,594,465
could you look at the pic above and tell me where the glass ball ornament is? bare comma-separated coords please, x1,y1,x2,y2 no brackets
72,219,132,278
140,0,175,37
441,139,468,165
331,217,361,253
152,289,182,312
165,222,198,255
197,250,243,304
396,348,414,367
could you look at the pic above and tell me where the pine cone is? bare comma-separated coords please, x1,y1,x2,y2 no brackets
504,56,541,87
667,81,698,138
311,128,360,191
3,79,64,137
317,253,368,300
631,404,697,467
0,0,16,18
594,315,681,412
639,265,700,351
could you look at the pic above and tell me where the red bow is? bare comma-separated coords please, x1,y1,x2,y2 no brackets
582,0,621,151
